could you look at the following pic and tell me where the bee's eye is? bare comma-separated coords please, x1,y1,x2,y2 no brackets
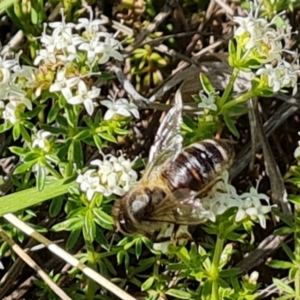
131,195,149,213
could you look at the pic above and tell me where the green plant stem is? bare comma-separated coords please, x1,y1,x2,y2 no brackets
211,236,225,300
221,90,254,112
295,205,300,299
86,241,98,300
219,67,239,107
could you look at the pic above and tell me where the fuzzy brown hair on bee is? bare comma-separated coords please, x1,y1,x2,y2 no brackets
112,89,235,239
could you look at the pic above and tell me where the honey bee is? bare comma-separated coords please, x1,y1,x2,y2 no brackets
112,89,235,238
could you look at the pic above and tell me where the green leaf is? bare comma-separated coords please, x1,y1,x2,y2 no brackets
223,111,239,137
288,194,300,205
0,0,17,11
31,7,38,24
273,277,295,295
135,238,142,259
72,140,83,168
273,210,294,227
98,132,117,143
165,289,191,299
273,226,293,236
9,146,27,156
52,216,84,231
141,276,154,291
114,127,129,135
200,73,215,95
24,152,40,162
74,129,91,141
93,135,103,149
0,179,75,216
36,164,46,191
84,209,96,242
282,243,295,262
219,268,241,278
95,227,109,249
0,122,12,133
13,161,35,174
12,123,21,140
267,260,294,269
49,196,64,217
93,208,114,225
228,40,236,60
66,228,81,250
93,208,114,230
47,101,60,123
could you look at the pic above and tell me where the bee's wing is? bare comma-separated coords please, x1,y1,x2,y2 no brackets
145,88,183,177
147,189,209,225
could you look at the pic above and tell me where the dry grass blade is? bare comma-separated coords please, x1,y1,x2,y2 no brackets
258,276,293,299
230,101,299,179
0,227,72,300
235,233,289,273
252,101,292,215
3,213,136,300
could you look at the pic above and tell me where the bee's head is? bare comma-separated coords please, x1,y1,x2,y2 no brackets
112,187,166,236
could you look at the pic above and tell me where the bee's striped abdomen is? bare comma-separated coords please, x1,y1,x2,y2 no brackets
161,139,234,191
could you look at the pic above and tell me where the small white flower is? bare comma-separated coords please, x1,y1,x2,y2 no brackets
34,48,58,66
2,100,23,124
7,87,32,110
77,152,138,199
247,271,259,284
0,260,4,269
49,9,75,40
201,172,272,228
67,80,100,115
197,91,218,111
101,96,139,120
76,169,106,201
0,54,19,85
32,130,52,151
78,37,105,64
95,32,124,64
256,60,299,95
49,69,80,99
75,7,106,38
233,1,291,64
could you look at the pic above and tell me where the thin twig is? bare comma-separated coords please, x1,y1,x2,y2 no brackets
254,100,292,214
3,213,136,300
258,276,292,299
0,228,72,300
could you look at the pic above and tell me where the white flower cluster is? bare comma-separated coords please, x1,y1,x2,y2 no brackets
35,8,123,68
76,152,138,200
100,94,140,120
34,8,124,116
234,1,299,95
201,172,273,228
0,55,33,124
